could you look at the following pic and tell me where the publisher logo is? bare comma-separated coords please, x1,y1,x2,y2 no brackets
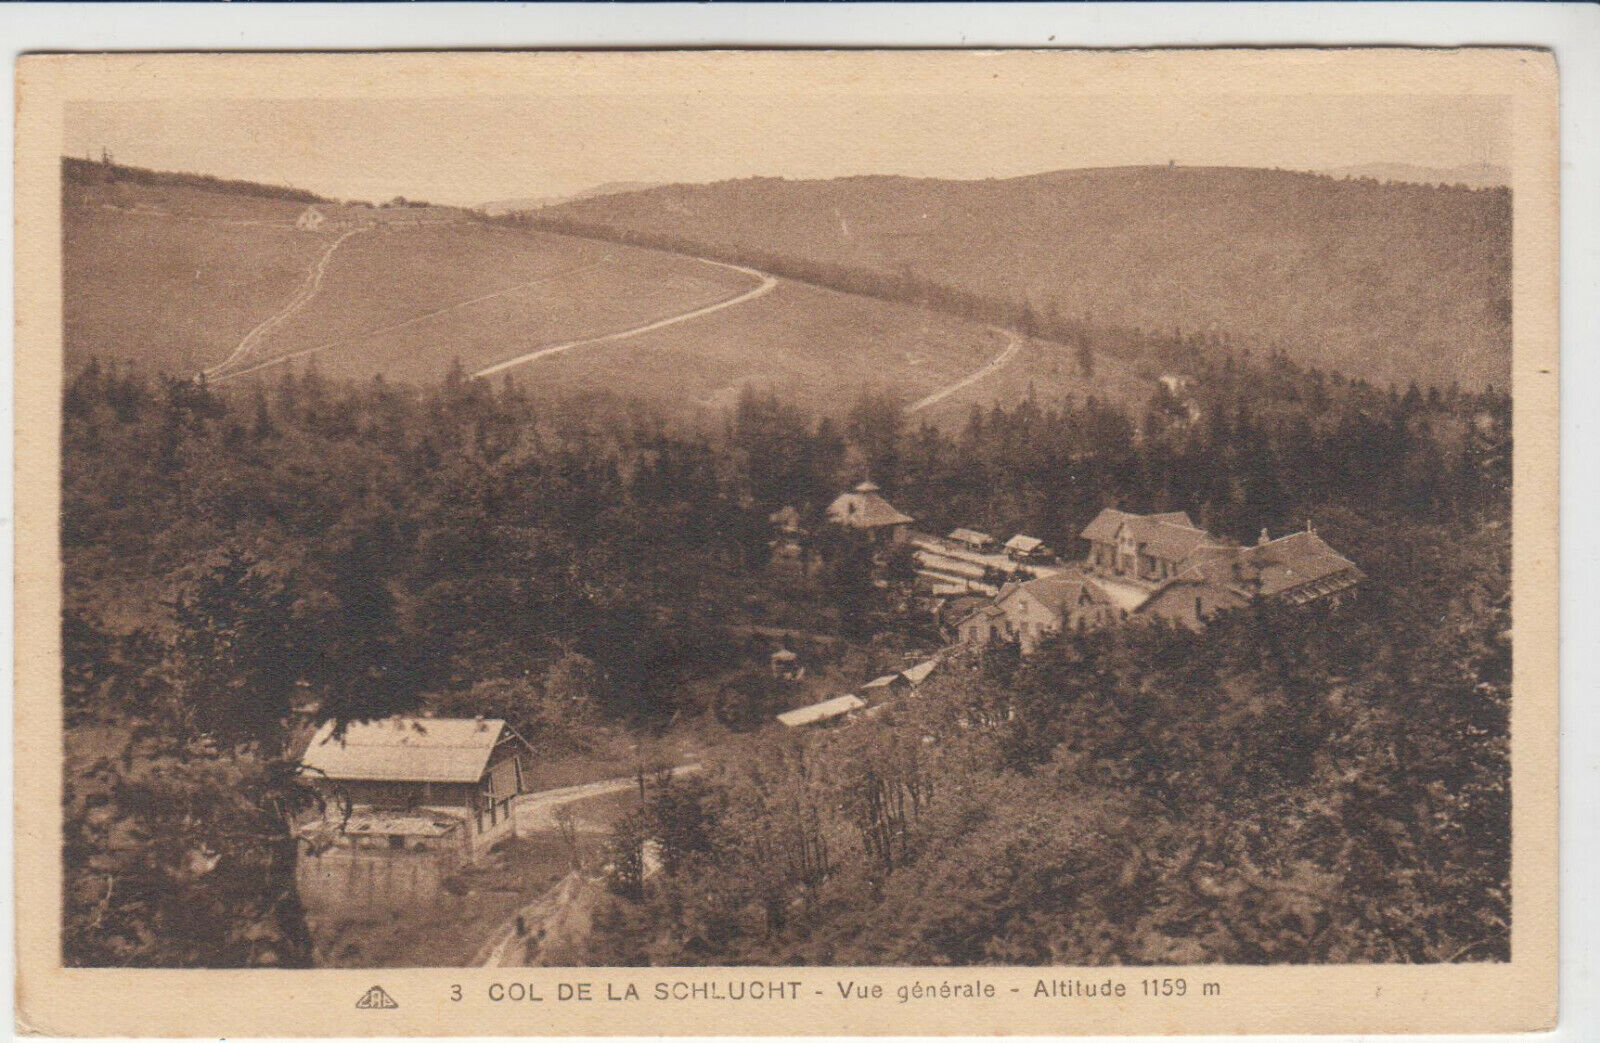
356,985,399,1010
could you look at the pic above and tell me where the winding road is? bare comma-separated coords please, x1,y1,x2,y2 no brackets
200,227,1020,416
906,330,1023,413
473,259,777,378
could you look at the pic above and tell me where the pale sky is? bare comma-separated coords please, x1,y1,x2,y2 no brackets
65,92,1508,207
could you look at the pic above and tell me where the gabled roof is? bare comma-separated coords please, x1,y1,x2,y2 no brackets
1079,508,1210,562
1001,572,1114,614
1080,508,1123,544
1005,534,1046,553
1242,530,1362,597
777,694,866,728
827,487,914,529
300,717,513,784
949,527,995,546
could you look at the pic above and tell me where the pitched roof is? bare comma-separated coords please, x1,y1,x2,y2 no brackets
1002,572,1113,613
300,717,510,784
1080,507,1135,543
1242,530,1362,597
1149,511,1196,527
956,602,1007,626
861,673,906,690
827,488,914,529
949,528,995,546
776,694,866,728
1079,508,1210,562
900,659,940,686
1085,574,1159,614
1005,534,1046,553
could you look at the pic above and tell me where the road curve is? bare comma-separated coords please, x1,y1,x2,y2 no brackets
473,259,776,378
511,763,703,833
906,330,1022,414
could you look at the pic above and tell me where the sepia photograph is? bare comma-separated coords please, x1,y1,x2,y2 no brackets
12,46,1561,1037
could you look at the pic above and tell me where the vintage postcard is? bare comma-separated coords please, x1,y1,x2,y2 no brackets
13,49,1557,1036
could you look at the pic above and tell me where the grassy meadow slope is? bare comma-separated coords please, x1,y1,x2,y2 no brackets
537,166,1512,392
64,181,337,376
64,165,1148,422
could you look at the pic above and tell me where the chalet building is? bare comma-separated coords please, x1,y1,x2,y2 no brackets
298,716,533,858
1081,509,1219,583
958,573,1116,653
1231,526,1366,605
826,481,913,544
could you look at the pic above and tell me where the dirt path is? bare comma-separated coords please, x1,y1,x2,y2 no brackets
473,871,591,968
470,764,701,967
203,228,365,379
473,259,777,378
512,764,702,833
906,330,1022,413
207,258,614,384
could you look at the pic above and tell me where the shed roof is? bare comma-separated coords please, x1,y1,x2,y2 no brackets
776,694,867,728
1005,534,1046,553
949,528,996,545
300,717,511,784
861,673,906,690
900,659,940,686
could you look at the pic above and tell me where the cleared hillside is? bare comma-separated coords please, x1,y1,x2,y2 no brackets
536,167,1513,391
65,168,1146,421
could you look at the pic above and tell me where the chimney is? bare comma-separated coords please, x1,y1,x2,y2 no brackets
1306,518,1315,534
1257,528,1270,547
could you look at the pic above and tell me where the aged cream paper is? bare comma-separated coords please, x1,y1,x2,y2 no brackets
15,49,1557,1036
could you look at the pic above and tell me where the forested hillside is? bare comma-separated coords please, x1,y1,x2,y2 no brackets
532,167,1511,393
62,331,1509,964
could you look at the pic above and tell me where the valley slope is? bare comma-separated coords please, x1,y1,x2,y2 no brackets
533,166,1512,392
64,165,1145,422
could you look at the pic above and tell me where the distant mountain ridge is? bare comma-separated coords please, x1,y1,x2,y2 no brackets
480,181,660,217
536,165,1512,391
